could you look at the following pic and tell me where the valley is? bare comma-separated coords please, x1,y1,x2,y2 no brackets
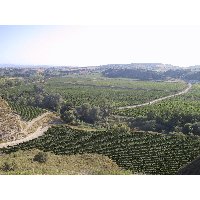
1,64,200,175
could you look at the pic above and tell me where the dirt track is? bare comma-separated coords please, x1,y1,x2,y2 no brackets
118,83,192,110
0,112,53,148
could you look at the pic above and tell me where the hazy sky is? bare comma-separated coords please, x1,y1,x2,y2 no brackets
1,25,200,67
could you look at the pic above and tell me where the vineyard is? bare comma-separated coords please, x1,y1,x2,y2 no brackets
0,74,188,109
8,102,45,121
116,83,200,117
44,75,187,107
49,75,187,91
1,73,200,175
114,83,200,133
115,97,200,120
2,126,200,175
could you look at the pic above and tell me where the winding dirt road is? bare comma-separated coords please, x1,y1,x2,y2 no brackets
0,112,54,148
0,126,49,148
118,83,192,110
23,112,51,131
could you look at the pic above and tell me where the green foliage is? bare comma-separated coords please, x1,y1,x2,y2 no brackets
61,109,76,124
61,103,108,124
33,152,48,163
106,123,130,133
2,126,200,175
102,67,200,81
8,102,45,121
44,76,186,108
1,161,16,172
116,84,200,135
42,94,63,112
76,103,101,124
103,68,165,80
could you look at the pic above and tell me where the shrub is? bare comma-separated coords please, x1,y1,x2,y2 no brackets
33,152,48,163
1,161,16,172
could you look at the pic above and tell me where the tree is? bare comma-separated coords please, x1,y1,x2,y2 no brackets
61,109,76,124
35,94,44,107
43,94,63,112
1,161,16,172
60,102,74,115
182,123,193,135
191,122,200,135
33,84,45,94
33,152,48,163
107,123,130,133
76,103,101,124
89,106,101,123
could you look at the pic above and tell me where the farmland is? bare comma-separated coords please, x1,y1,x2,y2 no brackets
44,74,187,107
1,69,200,175
8,102,45,121
2,126,200,175
115,83,200,135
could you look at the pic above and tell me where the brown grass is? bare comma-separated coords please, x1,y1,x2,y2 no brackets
0,149,132,175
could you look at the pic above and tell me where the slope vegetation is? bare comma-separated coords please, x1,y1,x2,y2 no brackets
0,97,58,144
2,126,200,175
0,97,25,142
0,149,131,175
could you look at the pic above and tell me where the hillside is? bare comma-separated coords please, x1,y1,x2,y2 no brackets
0,149,131,175
2,126,200,175
0,97,26,142
177,156,200,175
0,97,58,144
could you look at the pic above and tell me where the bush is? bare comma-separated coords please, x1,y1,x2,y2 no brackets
107,123,130,133
1,161,16,172
33,152,48,163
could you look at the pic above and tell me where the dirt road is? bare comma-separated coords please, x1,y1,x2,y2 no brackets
0,112,54,148
24,112,51,131
0,126,49,148
118,83,192,110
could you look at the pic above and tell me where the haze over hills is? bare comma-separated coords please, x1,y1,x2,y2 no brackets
0,62,186,69
1,63,200,82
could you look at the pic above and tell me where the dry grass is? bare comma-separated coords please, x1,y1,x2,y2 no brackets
0,149,132,175
0,97,26,142
0,98,58,143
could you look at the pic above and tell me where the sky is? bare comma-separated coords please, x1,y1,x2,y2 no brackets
1,25,200,67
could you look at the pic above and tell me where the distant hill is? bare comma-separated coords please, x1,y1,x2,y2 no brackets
186,65,200,71
102,68,165,80
1,62,200,81
98,63,180,72
102,65,200,82
183,71,200,81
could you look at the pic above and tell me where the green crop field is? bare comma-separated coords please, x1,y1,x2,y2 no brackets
1,73,200,175
8,102,45,121
2,126,200,175
44,75,187,107
115,84,200,121
1,74,187,109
